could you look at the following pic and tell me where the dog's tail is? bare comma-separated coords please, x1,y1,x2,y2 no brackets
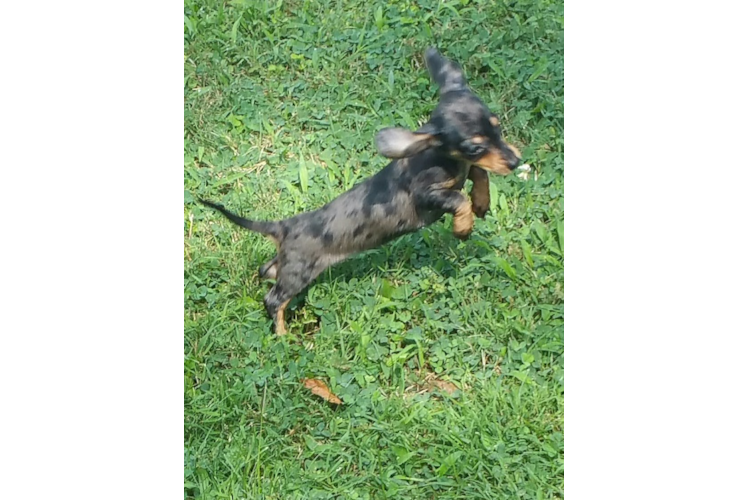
199,199,282,239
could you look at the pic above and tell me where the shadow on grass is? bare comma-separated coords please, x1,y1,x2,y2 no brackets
286,224,494,308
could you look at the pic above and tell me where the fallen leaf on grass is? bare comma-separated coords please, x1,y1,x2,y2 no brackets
301,378,342,404
494,363,503,376
430,379,459,395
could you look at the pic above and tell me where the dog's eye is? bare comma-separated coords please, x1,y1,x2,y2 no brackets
461,141,486,159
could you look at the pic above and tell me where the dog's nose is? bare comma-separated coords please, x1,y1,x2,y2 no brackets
503,144,522,170
508,155,521,170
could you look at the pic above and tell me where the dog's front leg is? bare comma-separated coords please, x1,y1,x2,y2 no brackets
468,166,490,219
417,188,474,240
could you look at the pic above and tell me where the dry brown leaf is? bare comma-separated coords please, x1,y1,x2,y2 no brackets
431,379,459,395
494,363,502,376
301,378,342,404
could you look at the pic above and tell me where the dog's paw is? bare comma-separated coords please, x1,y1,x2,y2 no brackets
472,202,489,219
454,228,472,240
453,203,474,240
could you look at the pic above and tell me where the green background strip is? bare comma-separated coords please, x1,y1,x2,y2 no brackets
561,50,577,499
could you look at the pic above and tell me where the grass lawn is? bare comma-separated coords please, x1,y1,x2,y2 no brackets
184,0,563,498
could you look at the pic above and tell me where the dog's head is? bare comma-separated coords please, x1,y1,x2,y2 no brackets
375,47,521,175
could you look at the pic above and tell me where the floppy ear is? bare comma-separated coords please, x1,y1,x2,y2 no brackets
375,123,440,159
424,47,466,94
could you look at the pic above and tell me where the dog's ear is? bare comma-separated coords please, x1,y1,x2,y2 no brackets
375,123,440,158
424,47,466,95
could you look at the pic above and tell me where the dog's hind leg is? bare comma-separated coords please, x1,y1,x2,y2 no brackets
263,284,293,335
259,256,279,280
263,254,329,335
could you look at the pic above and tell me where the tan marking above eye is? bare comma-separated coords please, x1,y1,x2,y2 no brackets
489,116,500,127
471,136,487,144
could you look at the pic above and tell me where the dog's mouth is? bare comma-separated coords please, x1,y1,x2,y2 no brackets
472,144,522,175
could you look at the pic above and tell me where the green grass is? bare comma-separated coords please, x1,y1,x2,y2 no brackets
184,0,563,498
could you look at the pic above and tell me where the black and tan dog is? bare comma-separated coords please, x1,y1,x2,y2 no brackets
200,47,522,334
